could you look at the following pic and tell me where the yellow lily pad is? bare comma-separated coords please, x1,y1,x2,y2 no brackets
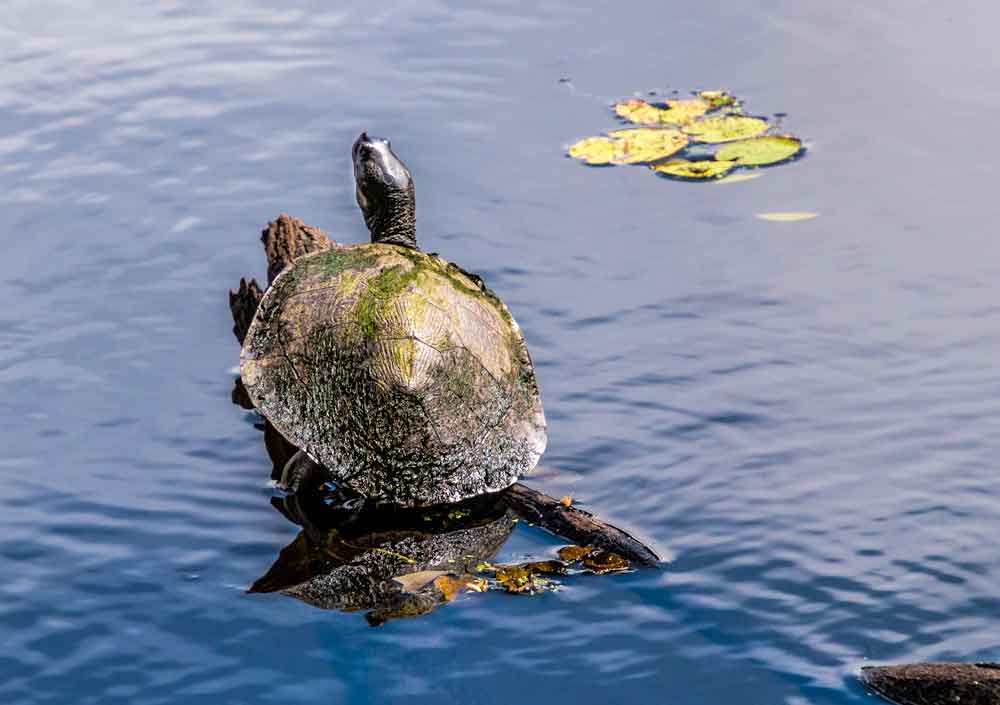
614,98,710,126
651,158,736,180
606,127,688,164
715,135,803,165
697,90,739,109
754,211,818,222
567,136,620,165
683,115,769,143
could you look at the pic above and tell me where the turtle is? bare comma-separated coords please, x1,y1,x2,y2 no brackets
240,133,547,507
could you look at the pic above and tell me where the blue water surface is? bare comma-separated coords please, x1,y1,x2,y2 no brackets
3,1,1000,703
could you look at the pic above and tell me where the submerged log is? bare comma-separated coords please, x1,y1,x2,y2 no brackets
229,214,660,567
860,662,1000,705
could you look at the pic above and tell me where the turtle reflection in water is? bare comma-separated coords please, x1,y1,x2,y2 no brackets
239,425,651,625
250,472,514,626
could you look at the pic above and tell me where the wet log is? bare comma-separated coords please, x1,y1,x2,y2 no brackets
229,214,661,569
860,662,1000,705
501,482,660,567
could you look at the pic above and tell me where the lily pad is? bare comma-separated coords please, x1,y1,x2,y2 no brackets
567,136,620,165
606,127,688,164
715,135,803,166
683,115,769,143
614,98,710,126
697,90,739,110
651,158,736,180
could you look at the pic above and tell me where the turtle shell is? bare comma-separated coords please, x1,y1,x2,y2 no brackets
240,243,547,506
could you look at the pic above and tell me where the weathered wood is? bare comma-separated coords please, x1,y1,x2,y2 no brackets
501,482,660,567
860,662,1000,705
261,213,333,286
228,277,263,344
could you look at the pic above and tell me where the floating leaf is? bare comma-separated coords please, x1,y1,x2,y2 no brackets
434,573,488,601
606,128,688,164
495,565,543,593
715,135,803,166
393,570,449,593
614,98,710,126
754,211,818,222
520,560,568,575
683,115,769,143
557,545,595,562
714,172,763,185
567,136,620,165
651,158,735,180
698,90,739,110
614,99,668,125
582,550,630,574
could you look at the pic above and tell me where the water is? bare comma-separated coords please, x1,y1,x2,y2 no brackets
3,1,1000,702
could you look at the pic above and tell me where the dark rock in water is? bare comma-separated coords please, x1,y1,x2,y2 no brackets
860,662,1000,705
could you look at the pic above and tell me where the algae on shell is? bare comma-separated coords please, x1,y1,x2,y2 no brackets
240,244,547,506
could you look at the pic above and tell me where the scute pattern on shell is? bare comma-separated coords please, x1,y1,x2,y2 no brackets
241,244,547,506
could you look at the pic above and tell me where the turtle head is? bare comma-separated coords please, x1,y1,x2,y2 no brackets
352,133,417,249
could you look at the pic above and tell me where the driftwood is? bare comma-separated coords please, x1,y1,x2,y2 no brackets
229,214,660,567
860,662,1000,705
501,483,659,566
261,213,333,286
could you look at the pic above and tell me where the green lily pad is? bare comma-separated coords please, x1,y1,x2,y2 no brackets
715,135,803,166
651,158,736,180
683,115,769,143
